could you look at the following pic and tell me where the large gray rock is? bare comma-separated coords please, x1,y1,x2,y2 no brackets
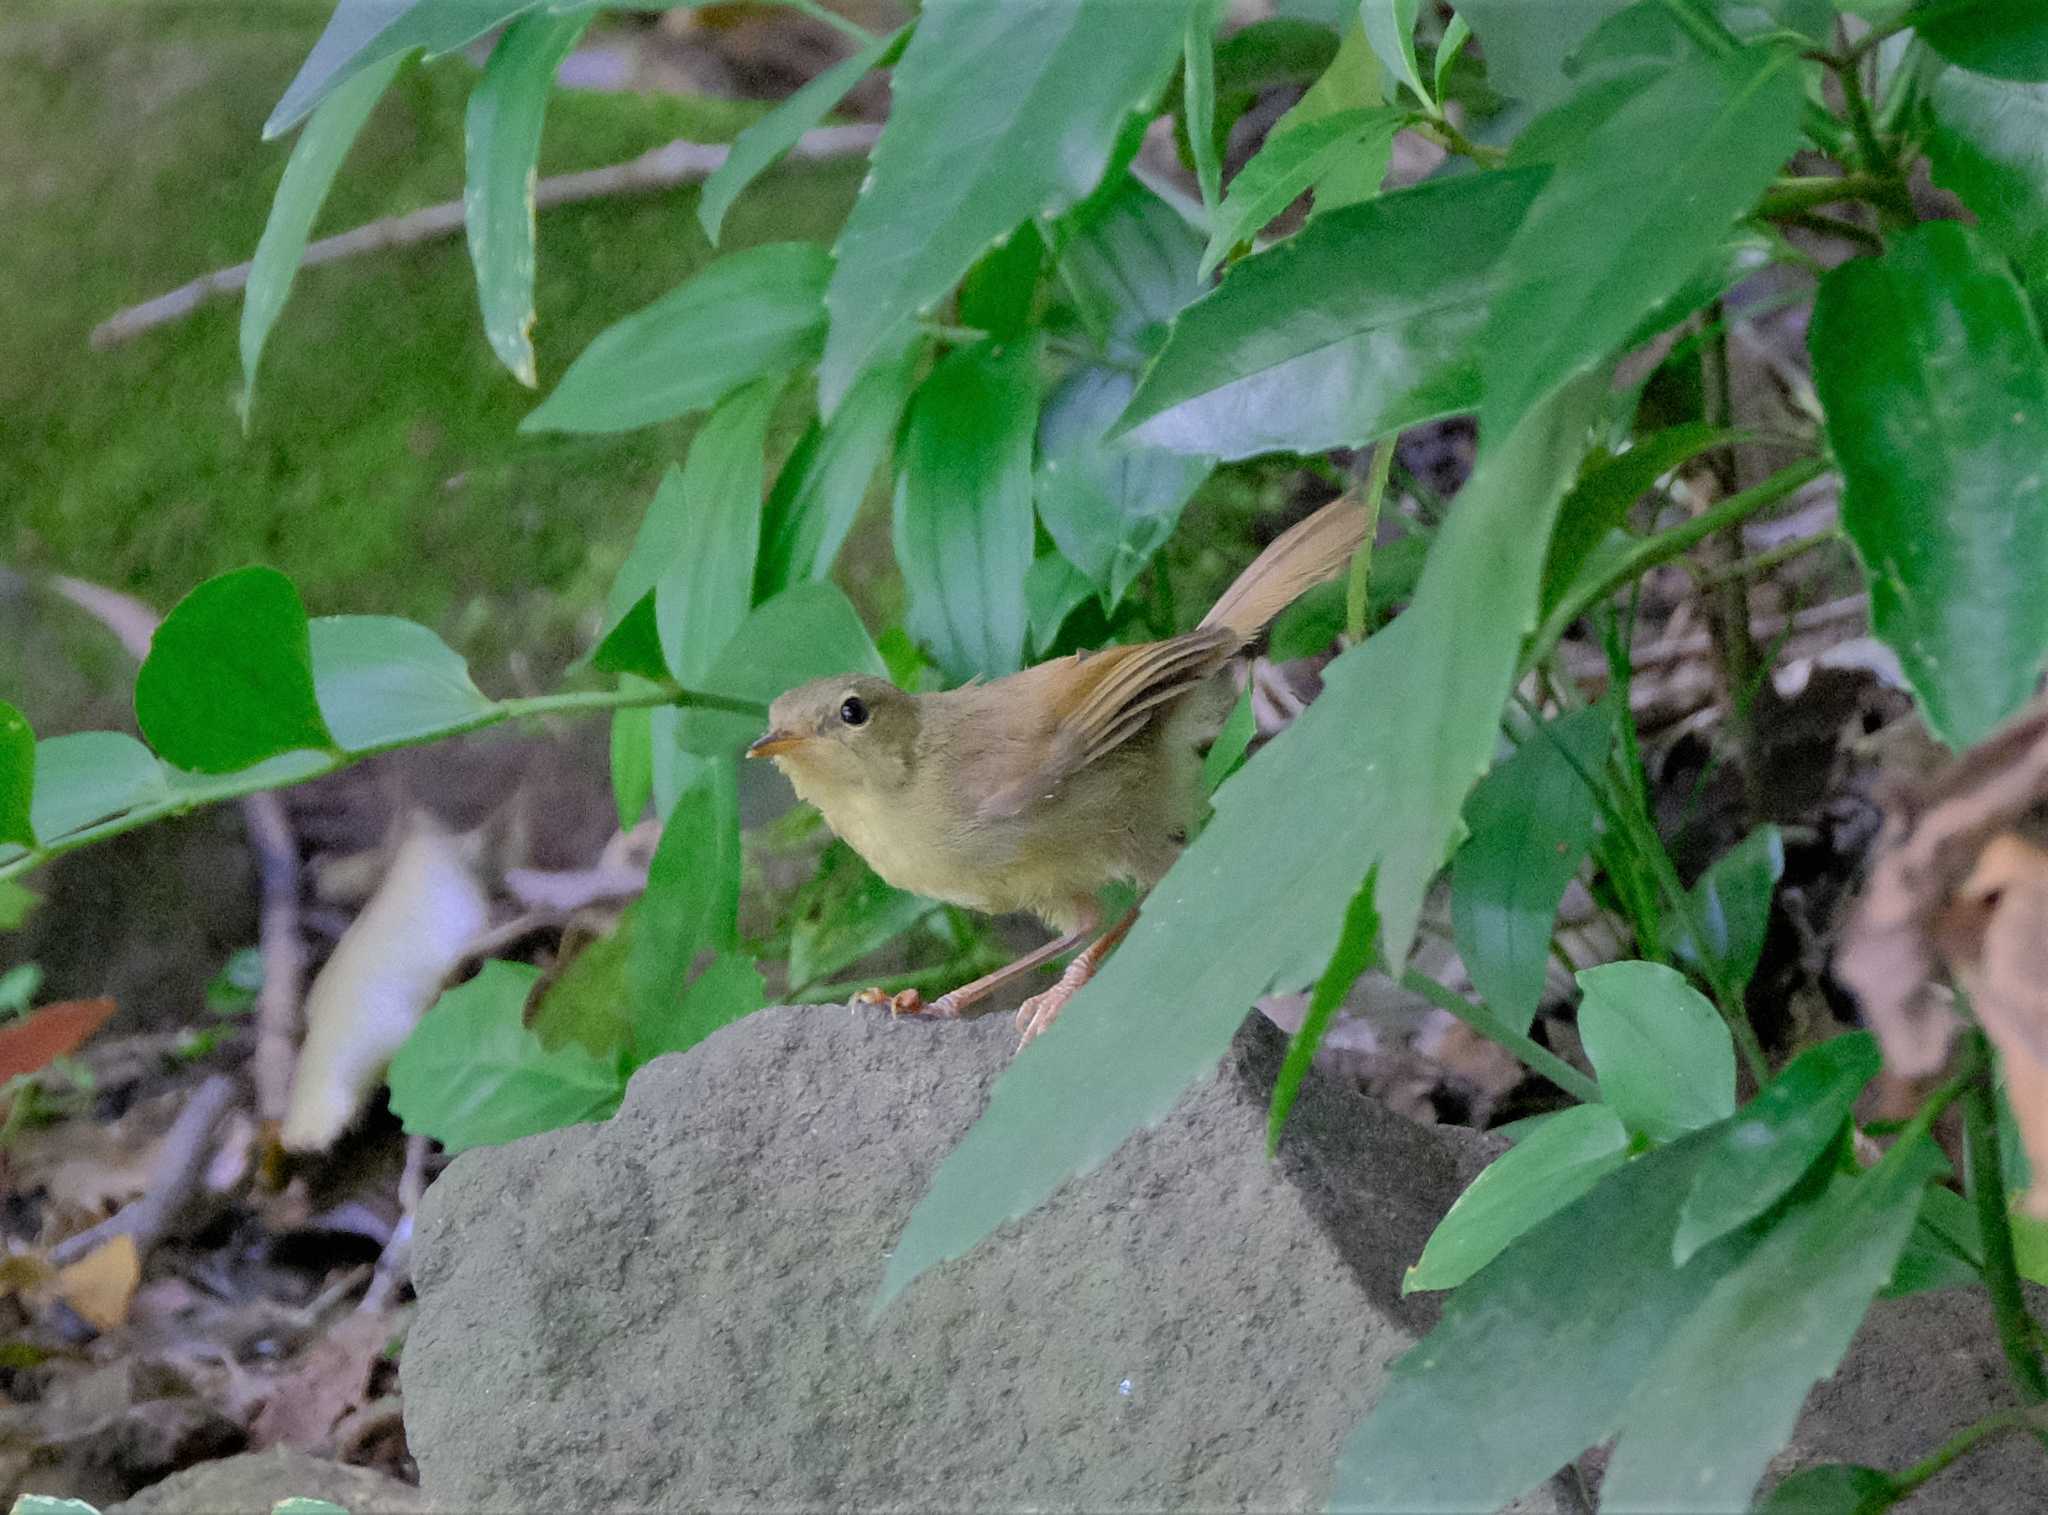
108,1447,427,1515
405,1004,1523,1512
404,1003,2048,1513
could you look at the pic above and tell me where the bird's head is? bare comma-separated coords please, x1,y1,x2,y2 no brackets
746,674,920,804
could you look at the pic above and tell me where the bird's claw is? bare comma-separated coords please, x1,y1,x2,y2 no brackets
850,986,933,1018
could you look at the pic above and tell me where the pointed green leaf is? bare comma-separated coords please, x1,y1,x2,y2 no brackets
1454,0,1631,110
1025,551,1096,655
1269,18,1388,213
464,5,594,387
1198,107,1402,280
1434,12,1472,102
1674,1031,1881,1265
1268,868,1379,1152
30,733,169,847
1925,67,2048,311
878,372,1604,1310
1919,0,2048,84
135,567,337,774
1362,0,1429,106
265,0,536,138
630,755,741,1025
1602,1139,1948,1513
1479,45,1805,433
1669,822,1784,995
819,0,1195,409
1201,685,1255,794
1120,168,1546,459
1885,1183,1984,1298
388,960,622,1153
1812,221,2048,748
523,243,828,435
1183,0,1225,211
1756,1464,1898,1515
309,616,493,752
241,50,406,425
0,705,33,850
698,26,905,246
1451,706,1610,1034
1540,423,1733,613
1403,1102,1631,1293
756,339,919,599
637,949,764,1064
893,340,1038,681
610,703,653,829
593,465,691,682
1577,960,1736,1141
1037,364,1213,606
1058,175,1205,368
1335,1126,1757,1512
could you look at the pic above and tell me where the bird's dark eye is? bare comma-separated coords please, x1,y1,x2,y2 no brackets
839,695,869,727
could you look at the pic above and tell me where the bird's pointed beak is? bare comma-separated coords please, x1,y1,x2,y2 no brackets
745,730,807,759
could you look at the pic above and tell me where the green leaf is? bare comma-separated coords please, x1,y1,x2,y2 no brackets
593,465,691,683
1037,366,1214,606
1455,0,1632,109
308,616,493,753
656,376,784,682
1600,1139,1948,1513
1271,17,1389,214
265,0,536,138
1060,176,1206,368
893,340,1038,681
1201,685,1255,794
0,704,32,850
1674,1031,1882,1264
878,372,1603,1310
1920,0,2048,84
1362,0,1429,106
788,841,933,992
1577,960,1736,1141
241,50,406,426
818,0,1193,409
1120,168,1546,460
680,582,890,756
1025,552,1097,655
610,702,653,830
272,1500,352,1515
0,882,39,932
29,733,168,847
637,949,764,1064
1403,1102,1631,1293
1335,1125,1756,1512
1885,1183,1983,1297
1450,706,1610,1034
1756,1464,1898,1515
388,959,623,1153
1479,45,1805,433
959,223,1046,345
1669,822,1784,994
757,340,919,600
1197,107,1403,281
1268,868,1379,1152
1183,0,1225,211
11,1498,106,1515
1925,68,2048,311
530,907,635,1056
698,25,905,246
1540,422,1732,613
1811,221,2048,748
629,756,741,1029
464,5,594,387
134,567,337,774
522,243,828,435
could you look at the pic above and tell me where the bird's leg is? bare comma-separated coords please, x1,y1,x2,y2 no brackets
1014,904,1141,1049
887,900,1100,1020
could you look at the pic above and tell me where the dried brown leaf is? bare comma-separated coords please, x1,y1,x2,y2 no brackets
0,997,117,1083
53,1234,139,1332
250,1309,393,1454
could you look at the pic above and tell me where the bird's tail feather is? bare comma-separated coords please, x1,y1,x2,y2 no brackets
1199,492,1370,640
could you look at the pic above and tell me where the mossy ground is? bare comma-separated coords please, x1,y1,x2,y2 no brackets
0,0,863,718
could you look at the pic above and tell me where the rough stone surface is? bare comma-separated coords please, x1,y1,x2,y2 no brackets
107,1447,428,1515
406,1005,1515,1512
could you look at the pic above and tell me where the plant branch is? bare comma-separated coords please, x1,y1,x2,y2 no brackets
1346,443,1393,642
1891,1405,2048,1502
1755,173,1891,220
88,123,882,349
1398,970,1604,1105
1684,527,1845,591
1965,1061,2048,1404
0,680,756,885
1407,115,1505,167
1522,455,1830,676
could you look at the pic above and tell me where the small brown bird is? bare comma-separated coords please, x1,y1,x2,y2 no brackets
747,494,1367,1044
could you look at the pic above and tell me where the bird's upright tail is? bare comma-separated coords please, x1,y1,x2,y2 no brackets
1198,492,1370,641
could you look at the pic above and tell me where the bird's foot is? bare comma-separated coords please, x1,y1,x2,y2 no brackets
849,986,958,1019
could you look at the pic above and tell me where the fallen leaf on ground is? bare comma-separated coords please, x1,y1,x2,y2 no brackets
54,1234,139,1332
250,1309,394,1454
0,998,116,1083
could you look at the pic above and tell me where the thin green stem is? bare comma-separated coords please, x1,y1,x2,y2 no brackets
1521,455,1829,677
1685,527,1845,591
1408,115,1505,168
1965,1065,2048,1403
0,679,752,885
1892,1406,2048,1501
1346,443,1393,642
1398,970,1603,1105
1755,173,1890,220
